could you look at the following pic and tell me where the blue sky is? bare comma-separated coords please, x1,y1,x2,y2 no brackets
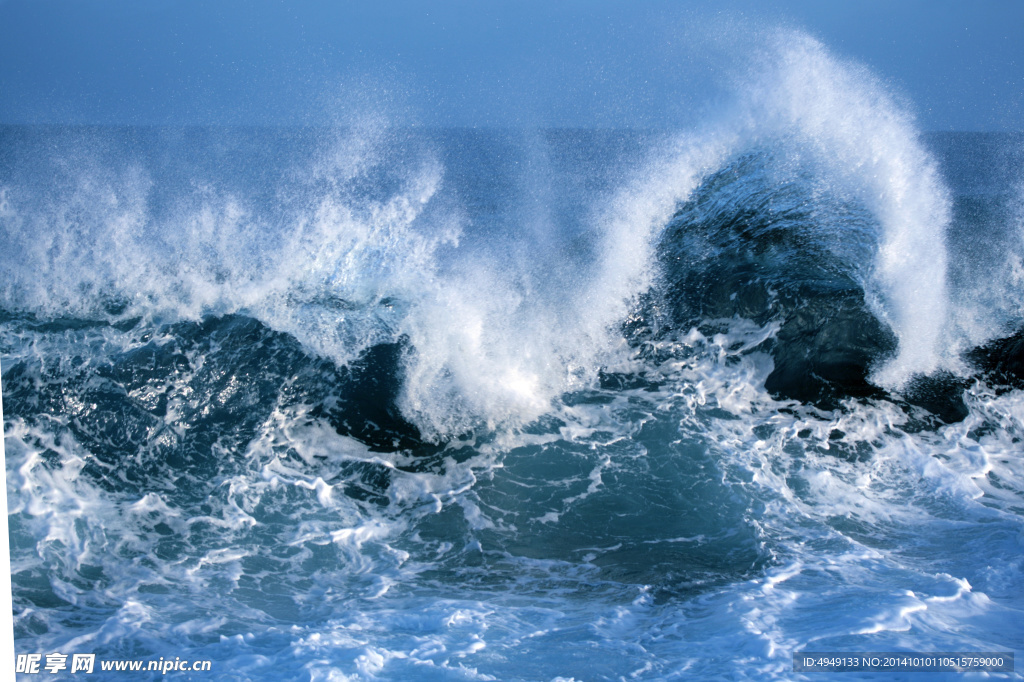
0,0,1020,130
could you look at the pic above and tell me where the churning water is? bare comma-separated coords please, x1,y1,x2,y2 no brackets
2,32,1023,680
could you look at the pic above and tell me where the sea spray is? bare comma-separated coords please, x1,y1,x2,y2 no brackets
2,28,1023,680
611,31,952,392
0,34,961,435
399,31,957,435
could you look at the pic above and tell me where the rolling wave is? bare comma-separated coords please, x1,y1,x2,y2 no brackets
2,28,1023,681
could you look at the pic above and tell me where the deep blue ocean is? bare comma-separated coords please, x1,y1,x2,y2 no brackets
2,36,1023,681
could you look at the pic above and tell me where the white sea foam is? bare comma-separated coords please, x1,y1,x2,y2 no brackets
396,28,960,438
3,274,1022,680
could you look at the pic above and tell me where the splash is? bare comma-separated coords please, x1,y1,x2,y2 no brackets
0,123,458,369
399,32,958,435
605,31,952,390
747,33,952,387
0,30,963,439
